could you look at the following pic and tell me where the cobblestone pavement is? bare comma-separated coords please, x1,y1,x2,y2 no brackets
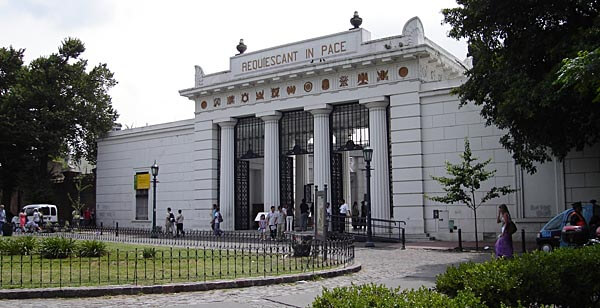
2,244,490,308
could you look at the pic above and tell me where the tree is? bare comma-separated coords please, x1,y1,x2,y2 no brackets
68,175,93,220
443,0,600,173
0,38,118,206
427,139,513,249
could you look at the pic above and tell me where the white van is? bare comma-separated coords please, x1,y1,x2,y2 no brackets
23,204,58,224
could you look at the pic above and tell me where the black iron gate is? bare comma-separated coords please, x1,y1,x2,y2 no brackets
280,156,294,208
234,159,250,230
330,152,343,210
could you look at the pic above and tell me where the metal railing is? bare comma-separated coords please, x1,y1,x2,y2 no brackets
329,215,406,245
1,227,354,289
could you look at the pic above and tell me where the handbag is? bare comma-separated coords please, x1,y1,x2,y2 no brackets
506,220,517,235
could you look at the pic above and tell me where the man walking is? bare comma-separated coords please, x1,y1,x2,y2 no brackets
339,199,350,233
0,205,5,236
277,206,285,240
285,204,294,232
165,208,175,237
267,206,278,240
300,199,309,231
176,209,185,237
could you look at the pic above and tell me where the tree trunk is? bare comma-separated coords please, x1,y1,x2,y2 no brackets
473,207,479,250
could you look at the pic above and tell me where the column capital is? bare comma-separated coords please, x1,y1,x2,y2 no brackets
257,111,282,122
306,104,332,115
359,96,389,109
214,118,237,128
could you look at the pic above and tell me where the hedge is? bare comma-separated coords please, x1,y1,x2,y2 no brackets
436,245,600,308
311,284,486,308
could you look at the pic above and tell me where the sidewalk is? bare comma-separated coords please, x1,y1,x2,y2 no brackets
406,239,538,252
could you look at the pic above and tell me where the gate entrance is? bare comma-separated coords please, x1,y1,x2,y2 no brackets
234,117,264,230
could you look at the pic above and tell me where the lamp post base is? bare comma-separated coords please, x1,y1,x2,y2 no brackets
365,240,375,247
150,228,158,238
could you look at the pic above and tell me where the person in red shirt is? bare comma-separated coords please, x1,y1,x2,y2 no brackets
84,208,92,226
569,202,586,227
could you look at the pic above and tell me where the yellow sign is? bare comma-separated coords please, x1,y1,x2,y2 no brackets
136,173,150,190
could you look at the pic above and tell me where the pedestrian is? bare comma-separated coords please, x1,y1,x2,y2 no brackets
286,203,294,232
72,209,80,228
165,207,175,236
277,206,285,240
84,208,91,226
213,206,223,236
495,204,514,258
19,210,26,232
300,199,308,231
351,201,359,230
360,200,367,229
210,204,217,230
0,204,5,236
326,202,332,232
32,208,42,232
258,213,267,241
176,209,185,237
339,199,350,233
267,206,277,239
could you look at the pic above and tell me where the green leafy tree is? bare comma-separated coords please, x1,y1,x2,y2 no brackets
443,0,600,173
0,38,118,205
427,139,513,249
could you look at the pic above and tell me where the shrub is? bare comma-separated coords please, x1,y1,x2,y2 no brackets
142,247,156,259
77,240,107,257
435,245,600,308
311,284,485,308
0,237,37,255
39,237,77,259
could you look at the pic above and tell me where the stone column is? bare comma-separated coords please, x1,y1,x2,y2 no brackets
309,106,332,205
260,112,282,212
362,98,391,221
217,119,237,231
343,151,352,207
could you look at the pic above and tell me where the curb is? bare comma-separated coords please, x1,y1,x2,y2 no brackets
0,263,361,300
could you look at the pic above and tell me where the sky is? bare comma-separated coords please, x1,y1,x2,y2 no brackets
0,0,467,128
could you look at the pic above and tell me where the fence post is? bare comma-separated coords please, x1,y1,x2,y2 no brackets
401,227,406,250
100,222,103,236
458,228,463,252
521,229,526,253
116,222,119,237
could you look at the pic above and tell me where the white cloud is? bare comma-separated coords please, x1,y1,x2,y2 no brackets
1,0,467,127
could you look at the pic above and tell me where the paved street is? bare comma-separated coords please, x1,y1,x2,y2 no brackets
1,243,490,308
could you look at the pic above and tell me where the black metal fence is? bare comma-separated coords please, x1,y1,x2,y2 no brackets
2,227,354,289
329,214,406,245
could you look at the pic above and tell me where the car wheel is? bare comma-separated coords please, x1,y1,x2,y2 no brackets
540,243,553,252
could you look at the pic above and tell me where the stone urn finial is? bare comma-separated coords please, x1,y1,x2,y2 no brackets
236,39,247,55
350,11,362,29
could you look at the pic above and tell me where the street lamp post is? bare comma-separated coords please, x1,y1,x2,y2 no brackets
363,147,374,247
150,160,159,238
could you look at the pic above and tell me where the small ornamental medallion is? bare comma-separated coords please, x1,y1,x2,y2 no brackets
227,95,235,105
304,81,313,92
321,79,330,90
256,90,264,100
201,100,208,109
286,85,296,95
399,67,409,77
377,70,389,82
241,92,249,103
213,98,221,107
358,72,369,85
339,75,349,87
271,87,280,98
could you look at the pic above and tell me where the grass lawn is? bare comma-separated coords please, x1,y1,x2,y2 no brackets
0,241,338,289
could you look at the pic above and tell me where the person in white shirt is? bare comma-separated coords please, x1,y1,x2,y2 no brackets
267,206,278,240
339,199,350,233
277,206,285,240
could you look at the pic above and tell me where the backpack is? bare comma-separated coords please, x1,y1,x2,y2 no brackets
218,212,223,223
169,212,175,223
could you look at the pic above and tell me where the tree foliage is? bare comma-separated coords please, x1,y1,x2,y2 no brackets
427,139,513,249
443,0,600,173
0,38,118,205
